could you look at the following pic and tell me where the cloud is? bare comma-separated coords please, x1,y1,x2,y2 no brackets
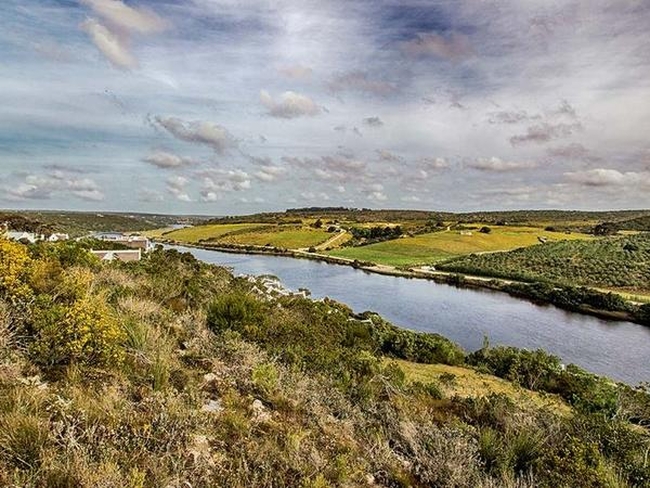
198,169,252,196
328,71,396,96
79,0,167,70
468,157,537,172
564,168,650,187
363,116,384,127
510,122,583,146
138,189,164,202
554,100,578,119
546,143,599,162
166,175,191,201
283,154,367,183
250,157,286,182
260,90,320,118
277,65,313,80
153,117,237,153
422,157,450,170
401,195,421,203
488,110,541,125
80,0,168,35
401,32,473,60
81,19,137,70
376,149,401,162
361,183,387,202
1,169,104,202
142,150,195,169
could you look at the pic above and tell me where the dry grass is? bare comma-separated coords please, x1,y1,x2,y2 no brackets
391,359,571,414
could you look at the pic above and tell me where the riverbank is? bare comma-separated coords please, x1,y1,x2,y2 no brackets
157,238,645,326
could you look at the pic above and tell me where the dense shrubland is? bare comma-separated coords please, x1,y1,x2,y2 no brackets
0,239,648,487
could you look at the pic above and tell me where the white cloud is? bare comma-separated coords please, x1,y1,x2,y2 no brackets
468,157,537,172
166,175,191,201
142,150,195,169
81,19,137,70
260,90,320,118
154,117,237,154
565,168,650,187
422,157,450,170
81,0,168,35
79,0,167,70
1,170,105,202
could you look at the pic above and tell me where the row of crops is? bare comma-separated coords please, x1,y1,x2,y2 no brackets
438,233,650,291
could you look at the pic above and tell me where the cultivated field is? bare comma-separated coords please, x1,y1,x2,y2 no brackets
216,227,331,248
438,232,650,293
162,223,272,242
327,226,592,267
162,223,331,249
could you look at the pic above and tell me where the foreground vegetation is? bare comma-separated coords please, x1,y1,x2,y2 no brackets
0,238,649,487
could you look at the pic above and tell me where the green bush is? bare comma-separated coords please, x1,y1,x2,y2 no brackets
207,292,267,334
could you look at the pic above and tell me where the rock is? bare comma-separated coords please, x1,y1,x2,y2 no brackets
203,373,218,383
201,399,223,414
251,398,271,422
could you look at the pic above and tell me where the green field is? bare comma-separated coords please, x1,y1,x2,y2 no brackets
162,223,330,249
162,223,272,242
217,227,331,248
438,232,650,293
328,226,592,266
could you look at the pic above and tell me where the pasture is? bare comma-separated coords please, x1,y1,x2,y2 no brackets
327,226,592,267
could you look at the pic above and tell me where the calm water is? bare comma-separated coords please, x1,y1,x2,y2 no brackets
173,246,650,385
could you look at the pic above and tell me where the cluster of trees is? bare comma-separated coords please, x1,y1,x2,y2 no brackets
347,225,403,246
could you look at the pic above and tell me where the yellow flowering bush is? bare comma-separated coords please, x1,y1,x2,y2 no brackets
31,295,125,368
0,239,33,302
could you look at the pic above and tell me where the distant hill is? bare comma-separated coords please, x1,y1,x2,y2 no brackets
1,210,209,237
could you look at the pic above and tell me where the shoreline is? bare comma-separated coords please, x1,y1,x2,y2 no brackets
157,239,641,326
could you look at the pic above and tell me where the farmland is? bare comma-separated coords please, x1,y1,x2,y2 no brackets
162,223,331,249
162,223,272,243
216,226,331,248
327,226,591,267
438,232,650,293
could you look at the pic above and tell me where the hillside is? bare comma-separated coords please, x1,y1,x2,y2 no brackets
438,232,650,294
0,239,649,487
327,226,591,267
1,211,205,238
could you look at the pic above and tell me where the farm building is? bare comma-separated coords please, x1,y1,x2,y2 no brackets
90,250,142,262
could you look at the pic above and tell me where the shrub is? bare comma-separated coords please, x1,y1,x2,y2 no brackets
0,239,32,302
30,295,125,369
207,292,267,334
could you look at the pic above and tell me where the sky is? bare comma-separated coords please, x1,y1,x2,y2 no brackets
1,0,650,214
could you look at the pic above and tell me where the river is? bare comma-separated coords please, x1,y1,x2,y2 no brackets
173,245,650,385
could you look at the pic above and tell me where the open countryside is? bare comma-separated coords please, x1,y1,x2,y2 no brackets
3,0,650,486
